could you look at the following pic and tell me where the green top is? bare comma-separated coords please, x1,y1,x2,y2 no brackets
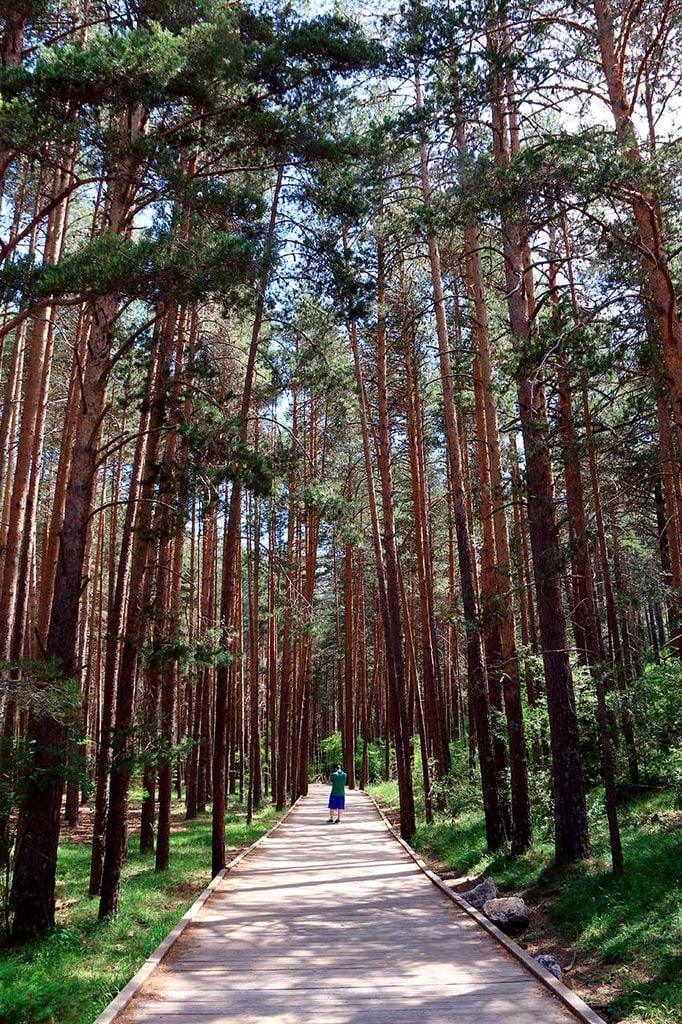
330,770,347,796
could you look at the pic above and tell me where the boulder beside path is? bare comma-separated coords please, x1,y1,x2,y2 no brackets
460,877,498,910
535,953,563,980
482,896,531,935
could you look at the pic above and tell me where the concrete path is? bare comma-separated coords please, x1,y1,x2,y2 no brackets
118,784,589,1024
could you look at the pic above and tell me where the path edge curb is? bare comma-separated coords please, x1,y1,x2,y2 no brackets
365,790,607,1024
91,797,302,1024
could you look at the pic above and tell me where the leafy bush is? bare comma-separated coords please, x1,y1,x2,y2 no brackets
631,660,682,769
313,731,388,784
666,748,682,809
430,742,481,819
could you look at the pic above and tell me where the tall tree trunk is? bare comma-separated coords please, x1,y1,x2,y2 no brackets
212,165,283,869
582,388,639,786
98,307,175,921
592,0,682,462
156,530,184,871
373,243,417,841
155,307,191,869
397,553,433,823
246,485,262,821
415,73,505,848
347,296,416,840
342,537,357,788
0,158,72,661
486,31,589,863
401,309,449,782
89,374,151,894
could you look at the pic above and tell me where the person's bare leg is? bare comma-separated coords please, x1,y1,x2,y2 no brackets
335,810,343,823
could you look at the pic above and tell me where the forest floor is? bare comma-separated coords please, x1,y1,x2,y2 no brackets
368,782,682,1024
0,795,281,1024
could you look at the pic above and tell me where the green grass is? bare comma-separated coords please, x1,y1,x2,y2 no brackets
0,799,281,1024
369,781,682,1023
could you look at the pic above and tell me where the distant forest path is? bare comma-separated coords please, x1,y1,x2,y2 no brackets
106,785,600,1024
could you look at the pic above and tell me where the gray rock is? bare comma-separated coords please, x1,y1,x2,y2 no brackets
460,877,498,910
535,954,562,981
482,896,531,934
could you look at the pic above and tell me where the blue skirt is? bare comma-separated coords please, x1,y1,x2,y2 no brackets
328,794,345,810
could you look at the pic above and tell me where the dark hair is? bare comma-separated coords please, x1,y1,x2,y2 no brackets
333,763,341,771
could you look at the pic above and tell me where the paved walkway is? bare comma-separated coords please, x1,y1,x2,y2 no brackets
119,785,584,1024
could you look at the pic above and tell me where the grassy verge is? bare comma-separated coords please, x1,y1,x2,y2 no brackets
368,781,682,1024
0,799,281,1024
